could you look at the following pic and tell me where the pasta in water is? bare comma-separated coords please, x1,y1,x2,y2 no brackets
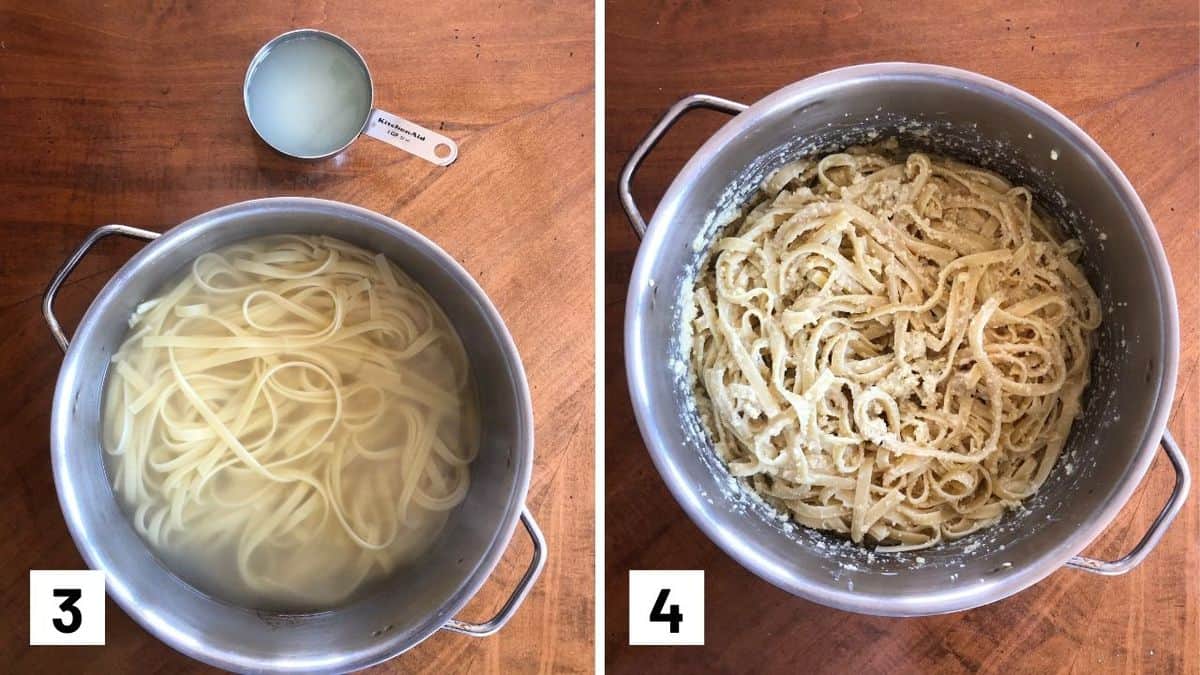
687,143,1100,552
102,234,477,609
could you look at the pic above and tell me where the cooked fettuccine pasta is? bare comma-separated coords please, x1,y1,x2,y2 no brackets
687,143,1100,552
102,234,477,609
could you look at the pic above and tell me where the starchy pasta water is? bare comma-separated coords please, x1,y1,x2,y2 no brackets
102,235,478,610
687,143,1100,552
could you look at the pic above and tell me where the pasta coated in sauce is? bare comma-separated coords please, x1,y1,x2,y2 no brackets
687,144,1100,551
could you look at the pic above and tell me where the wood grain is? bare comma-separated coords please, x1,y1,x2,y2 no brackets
0,1,593,672
605,1,1199,673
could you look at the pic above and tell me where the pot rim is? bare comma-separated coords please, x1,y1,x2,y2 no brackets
624,62,1180,616
49,196,535,671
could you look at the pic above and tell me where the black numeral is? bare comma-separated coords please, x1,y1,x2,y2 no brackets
649,588,683,633
52,588,83,634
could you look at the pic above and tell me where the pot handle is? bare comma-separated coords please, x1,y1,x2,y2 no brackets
43,224,160,352
442,507,546,637
1066,431,1190,575
618,93,748,239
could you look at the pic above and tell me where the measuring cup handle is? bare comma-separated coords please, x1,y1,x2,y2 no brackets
362,109,459,166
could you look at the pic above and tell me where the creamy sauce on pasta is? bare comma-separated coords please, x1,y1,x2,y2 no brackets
687,143,1100,552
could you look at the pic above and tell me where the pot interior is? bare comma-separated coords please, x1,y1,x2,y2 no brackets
634,68,1175,614
51,199,531,670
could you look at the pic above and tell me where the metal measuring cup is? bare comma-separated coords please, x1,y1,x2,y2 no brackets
244,29,458,165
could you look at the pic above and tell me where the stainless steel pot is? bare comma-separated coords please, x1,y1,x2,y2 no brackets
621,63,1189,616
44,197,544,672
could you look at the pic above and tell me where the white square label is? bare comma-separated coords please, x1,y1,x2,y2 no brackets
29,570,105,646
628,570,704,645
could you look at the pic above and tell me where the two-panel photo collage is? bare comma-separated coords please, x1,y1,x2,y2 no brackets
3,1,1197,673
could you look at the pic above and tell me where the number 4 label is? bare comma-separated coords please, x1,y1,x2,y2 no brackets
30,571,105,646
629,570,704,645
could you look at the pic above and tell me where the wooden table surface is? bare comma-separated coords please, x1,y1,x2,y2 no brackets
605,1,1198,673
0,2,593,672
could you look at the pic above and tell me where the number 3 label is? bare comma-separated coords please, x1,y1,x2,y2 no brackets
629,570,704,645
29,571,105,645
